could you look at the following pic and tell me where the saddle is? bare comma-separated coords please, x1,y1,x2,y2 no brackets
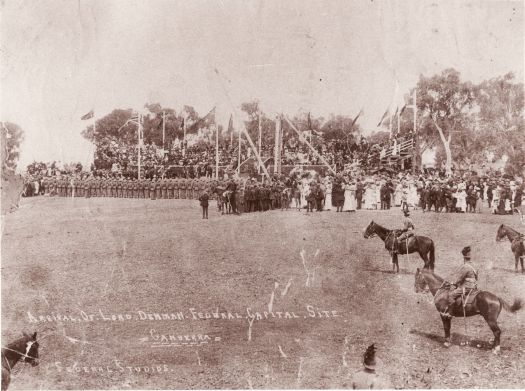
437,286,481,308
456,288,481,307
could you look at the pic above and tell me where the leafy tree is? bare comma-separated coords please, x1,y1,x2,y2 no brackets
1,121,25,174
240,101,275,154
473,73,524,176
416,69,475,175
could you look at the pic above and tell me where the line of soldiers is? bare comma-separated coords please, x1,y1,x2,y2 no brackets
40,176,228,200
242,181,290,212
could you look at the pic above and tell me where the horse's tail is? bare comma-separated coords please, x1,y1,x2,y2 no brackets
428,240,435,270
499,297,523,313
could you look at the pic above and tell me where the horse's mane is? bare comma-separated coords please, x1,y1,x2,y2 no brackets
501,224,522,236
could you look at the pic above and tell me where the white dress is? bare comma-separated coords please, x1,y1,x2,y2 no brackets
300,181,309,208
348,184,357,211
408,185,419,207
457,190,467,212
324,181,333,210
365,187,376,210
394,184,403,206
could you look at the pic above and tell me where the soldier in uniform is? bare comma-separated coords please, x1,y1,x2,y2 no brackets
140,178,147,199
84,176,93,198
99,177,105,197
111,177,117,198
121,178,127,198
167,177,174,199
131,178,137,198
441,246,478,318
180,177,186,199
350,344,392,389
115,178,120,198
160,177,167,199
150,178,156,200
393,210,415,253
74,176,81,197
155,176,162,199
244,185,252,213
226,179,238,213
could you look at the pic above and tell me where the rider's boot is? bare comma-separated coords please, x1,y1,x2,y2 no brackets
440,298,455,318
392,238,399,254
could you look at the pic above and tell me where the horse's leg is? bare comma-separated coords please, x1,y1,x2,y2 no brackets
393,253,399,273
441,315,452,347
483,313,502,354
515,254,520,273
419,251,429,269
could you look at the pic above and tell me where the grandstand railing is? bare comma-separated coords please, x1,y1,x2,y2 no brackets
267,164,337,177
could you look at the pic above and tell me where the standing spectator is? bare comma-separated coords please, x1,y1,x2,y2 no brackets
350,344,392,389
199,189,209,219
355,179,364,210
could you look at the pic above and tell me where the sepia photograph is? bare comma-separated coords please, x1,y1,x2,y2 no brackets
1,0,524,389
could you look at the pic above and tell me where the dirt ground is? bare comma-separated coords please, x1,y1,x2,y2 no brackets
1,196,524,389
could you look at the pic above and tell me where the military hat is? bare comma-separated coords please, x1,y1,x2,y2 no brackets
403,210,410,217
363,344,377,370
461,246,471,259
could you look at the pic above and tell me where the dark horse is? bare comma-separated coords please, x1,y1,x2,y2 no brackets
363,221,435,273
496,224,524,272
2,332,39,390
415,268,522,354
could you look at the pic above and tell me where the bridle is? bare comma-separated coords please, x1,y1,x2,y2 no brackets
2,342,38,371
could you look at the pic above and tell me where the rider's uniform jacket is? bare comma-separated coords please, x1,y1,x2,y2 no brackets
452,261,478,289
403,217,414,231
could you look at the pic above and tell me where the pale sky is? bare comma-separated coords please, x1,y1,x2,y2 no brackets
1,0,523,168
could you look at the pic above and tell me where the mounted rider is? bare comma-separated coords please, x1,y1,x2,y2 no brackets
441,246,478,318
393,210,415,253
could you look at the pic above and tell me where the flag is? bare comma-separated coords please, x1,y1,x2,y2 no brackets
81,110,94,120
399,105,407,117
187,107,216,133
351,109,363,128
227,115,233,133
377,109,389,127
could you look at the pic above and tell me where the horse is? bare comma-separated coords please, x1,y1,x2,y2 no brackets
363,221,435,273
414,268,522,354
2,332,39,390
495,224,525,272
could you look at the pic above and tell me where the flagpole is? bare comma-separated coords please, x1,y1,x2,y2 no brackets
162,111,166,151
389,111,393,139
397,108,400,136
230,115,233,147
215,124,219,179
138,113,142,180
183,115,187,157
258,110,262,173
412,89,418,175
237,124,241,174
